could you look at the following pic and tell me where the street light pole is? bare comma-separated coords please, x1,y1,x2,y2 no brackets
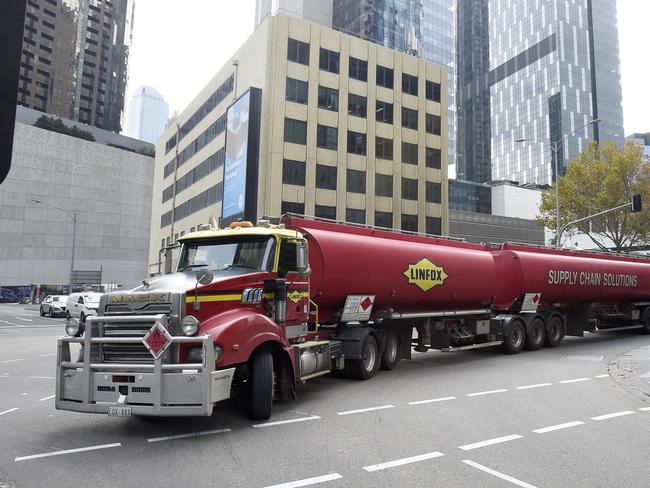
516,118,600,247
32,199,77,293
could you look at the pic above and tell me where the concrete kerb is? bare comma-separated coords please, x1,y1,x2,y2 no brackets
610,345,650,402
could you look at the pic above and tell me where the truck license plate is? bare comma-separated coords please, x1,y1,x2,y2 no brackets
108,406,131,417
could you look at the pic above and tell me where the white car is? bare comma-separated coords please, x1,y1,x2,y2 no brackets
66,292,103,322
40,295,68,317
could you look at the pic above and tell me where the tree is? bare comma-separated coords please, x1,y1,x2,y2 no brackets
34,115,95,142
538,141,650,253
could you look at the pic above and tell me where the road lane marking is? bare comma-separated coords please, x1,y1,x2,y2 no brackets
467,389,508,397
459,434,522,451
15,443,121,462
262,473,343,488
463,460,538,488
253,416,321,428
148,428,231,443
533,421,585,434
38,395,55,402
516,383,552,390
363,451,445,472
590,410,635,421
336,405,394,416
638,407,650,411
559,378,591,384
408,396,456,405
1,358,23,364
594,374,609,378
0,320,24,326
0,408,19,416
30,376,55,379
39,353,56,358
15,317,33,322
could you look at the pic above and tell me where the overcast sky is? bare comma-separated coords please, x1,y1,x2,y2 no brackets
125,0,649,136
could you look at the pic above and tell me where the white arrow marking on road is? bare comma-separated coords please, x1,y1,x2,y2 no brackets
262,473,343,488
459,434,523,451
0,408,19,416
463,460,538,488
533,421,585,434
591,410,635,421
15,443,122,462
363,451,445,472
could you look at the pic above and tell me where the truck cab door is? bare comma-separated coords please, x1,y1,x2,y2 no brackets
277,238,309,328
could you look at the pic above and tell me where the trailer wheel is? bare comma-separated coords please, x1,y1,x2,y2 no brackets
380,332,399,371
348,335,379,380
502,320,525,354
249,349,274,420
642,309,650,335
545,315,564,347
525,318,546,351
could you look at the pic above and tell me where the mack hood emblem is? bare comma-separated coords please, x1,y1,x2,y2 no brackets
403,258,448,292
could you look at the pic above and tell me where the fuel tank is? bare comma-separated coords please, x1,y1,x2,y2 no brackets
285,217,497,322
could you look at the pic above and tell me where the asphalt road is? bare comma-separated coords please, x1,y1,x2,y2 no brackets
1,303,650,487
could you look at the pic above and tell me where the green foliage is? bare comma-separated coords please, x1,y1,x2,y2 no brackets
538,141,650,252
34,115,96,142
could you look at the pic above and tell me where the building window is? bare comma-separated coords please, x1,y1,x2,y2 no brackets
348,93,367,118
347,131,366,155
319,47,340,74
375,173,393,197
426,216,441,235
287,38,309,65
401,214,418,232
284,118,307,145
375,211,393,228
315,204,336,219
376,100,393,124
190,227,196,233
160,238,165,249
317,124,338,150
286,77,308,104
376,137,393,160
402,107,418,130
346,208,365,224
349,57,368,81
402,142,418,165
402,73,418,96
426,114,441,135
376,65,394,89
281,201,305,214
282,159,306,186
426,81,441,102
318,85,339,111
346,168,366,193
426,181,441,203
402,177,418,200
316,164,337,190
426,147,441,169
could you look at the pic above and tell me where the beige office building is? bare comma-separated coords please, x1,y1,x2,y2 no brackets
149,14,448,274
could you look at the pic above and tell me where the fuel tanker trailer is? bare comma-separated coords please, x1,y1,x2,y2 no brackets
56,215,650,420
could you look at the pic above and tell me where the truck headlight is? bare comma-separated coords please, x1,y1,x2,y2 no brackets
181,315,199,336
65,318,84,337
186,344,223,362
214,345,223,361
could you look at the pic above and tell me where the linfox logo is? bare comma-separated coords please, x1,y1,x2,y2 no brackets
403,258,448,292
287,290,303,303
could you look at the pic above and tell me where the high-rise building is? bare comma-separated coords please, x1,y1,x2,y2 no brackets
457,0,624,186
17,0,134,133
255,0,333,27
626,133,650,157
332,0,456,169
126,86,169,144
150,14,449,274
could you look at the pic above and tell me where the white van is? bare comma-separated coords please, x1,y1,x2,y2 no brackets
66,292,103,322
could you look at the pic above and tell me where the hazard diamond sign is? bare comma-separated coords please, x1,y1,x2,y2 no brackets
341,295,376,322
142,322,173,359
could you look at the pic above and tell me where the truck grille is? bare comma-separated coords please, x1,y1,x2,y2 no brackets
100,302,174,363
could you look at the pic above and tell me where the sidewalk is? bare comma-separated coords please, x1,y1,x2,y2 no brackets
610,344,650,401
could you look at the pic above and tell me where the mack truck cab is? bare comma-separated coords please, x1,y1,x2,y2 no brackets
56,220,347,420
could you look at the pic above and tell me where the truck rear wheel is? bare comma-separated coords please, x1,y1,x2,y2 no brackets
545,315,564,347
502,320,525,354
525,318,546,351
380,332,399,371
348,335,379,380
249,349,273,420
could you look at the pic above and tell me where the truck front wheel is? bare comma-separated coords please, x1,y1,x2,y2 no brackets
348,335,379,380
249,350,273,420
502,320,525,354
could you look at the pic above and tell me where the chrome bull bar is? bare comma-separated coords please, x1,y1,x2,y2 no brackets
55,314,234,417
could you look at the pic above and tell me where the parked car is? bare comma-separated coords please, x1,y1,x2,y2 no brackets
66,292,102,322
40,295,68,317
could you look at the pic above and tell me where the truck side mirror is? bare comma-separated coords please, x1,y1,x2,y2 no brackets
297,239,311,276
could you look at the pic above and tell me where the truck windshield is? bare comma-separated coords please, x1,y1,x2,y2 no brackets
177,236,275,272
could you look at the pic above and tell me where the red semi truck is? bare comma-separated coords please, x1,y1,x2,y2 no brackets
56,215,650,419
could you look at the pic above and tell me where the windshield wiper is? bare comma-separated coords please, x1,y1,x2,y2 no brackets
222,264,259,271
179,264,209,272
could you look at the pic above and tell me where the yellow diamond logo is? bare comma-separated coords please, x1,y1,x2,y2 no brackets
288,290,303,303
403,258,448,292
